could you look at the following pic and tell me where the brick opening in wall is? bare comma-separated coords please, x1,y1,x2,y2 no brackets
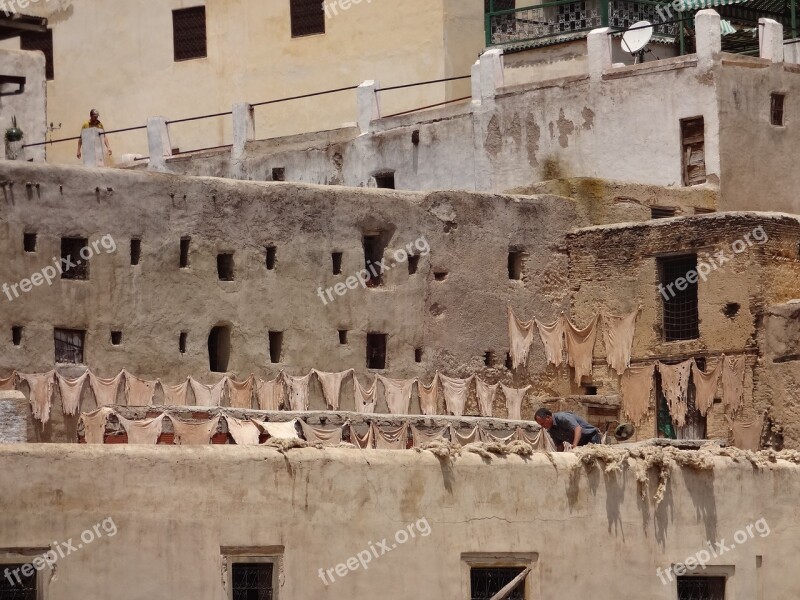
61,237,89,280
375,172,395,189
367,333,387,369
272,167,286,181
434,271,448,281
723,302,740,318
505,353,513,369
651,206,677,219
180,237,191,268
266,246,277,271
484,351,494,367
208,325,231,373
11,326,22,346
269,331,283,364
680,116,706,186
332,252,343,275
408,254,420,275
658,254,700,342
23,232,36,253
508,249,525,280
111,331,122,346
54,328,85,364
217,253,235,281
179,332,188,354
130,238,141,266
363,234,388,287
415,348,423,363
339,330,348,345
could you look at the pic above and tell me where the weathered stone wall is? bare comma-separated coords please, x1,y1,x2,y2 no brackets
0,161,655,440
565,212,800,444
0,444,792,599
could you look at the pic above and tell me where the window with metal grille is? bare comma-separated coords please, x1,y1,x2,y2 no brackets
470,567,526,600
651,206,677,219
54,328,85,364
771,92,785,126
659,254,700,341
61,237,89,280
232,563,274,600
290,0,324,37
681,117,706,186
677,575,726,600
0,563,36,599
484,0,516,12
21,28,54,80
173,6,207,61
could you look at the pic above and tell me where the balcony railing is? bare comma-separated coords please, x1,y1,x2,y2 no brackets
485,0,678,48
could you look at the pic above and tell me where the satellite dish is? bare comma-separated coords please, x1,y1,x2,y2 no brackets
621,21,654,63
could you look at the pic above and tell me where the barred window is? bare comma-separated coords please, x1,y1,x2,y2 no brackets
471,567,526,600
678,576,726,600
54,328,85,364
0,563,36,599
232,563,273,600
659,254,700,342
290,0,325,37
21,29,54,80
173,6,207,61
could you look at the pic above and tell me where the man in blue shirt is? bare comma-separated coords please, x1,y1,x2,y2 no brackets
534,408,601,447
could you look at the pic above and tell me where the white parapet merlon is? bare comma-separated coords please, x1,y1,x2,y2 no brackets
0,391,29,443
357,80,381,134
147,116,173,171
587,28,613,80
785,39,800,63
471,60,481,107
80,127,105,167
760,18,784,63
695,9,722,64
231,102,255,178
479,49,504,103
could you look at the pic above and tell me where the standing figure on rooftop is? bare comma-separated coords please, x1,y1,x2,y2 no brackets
534,408,601,448
77,109,112,160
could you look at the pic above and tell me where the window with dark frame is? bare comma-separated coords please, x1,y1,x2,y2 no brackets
508,250,524,280
61,237,89,280
338,329,348,345
271,167,286,182
173,6,207,61
111,331,122,346
332,252,343,275
366,333,387,369
290,0,325,37
231,562,274,600
659,254,700,342
375,173,395,189
363,234,386,287
677,575,726,600
21,28,54,80
0,562,37,598
681,117,706,186
12,326,22,346
54,328,85,364
23,233,36,253
470,567,526,600
771,92,785,126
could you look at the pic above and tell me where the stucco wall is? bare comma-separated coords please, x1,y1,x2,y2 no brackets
717,57,800,215
565,213,800,444
0,444,794,599
0,161,658,441
0,48,47,162
0,0,481,164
